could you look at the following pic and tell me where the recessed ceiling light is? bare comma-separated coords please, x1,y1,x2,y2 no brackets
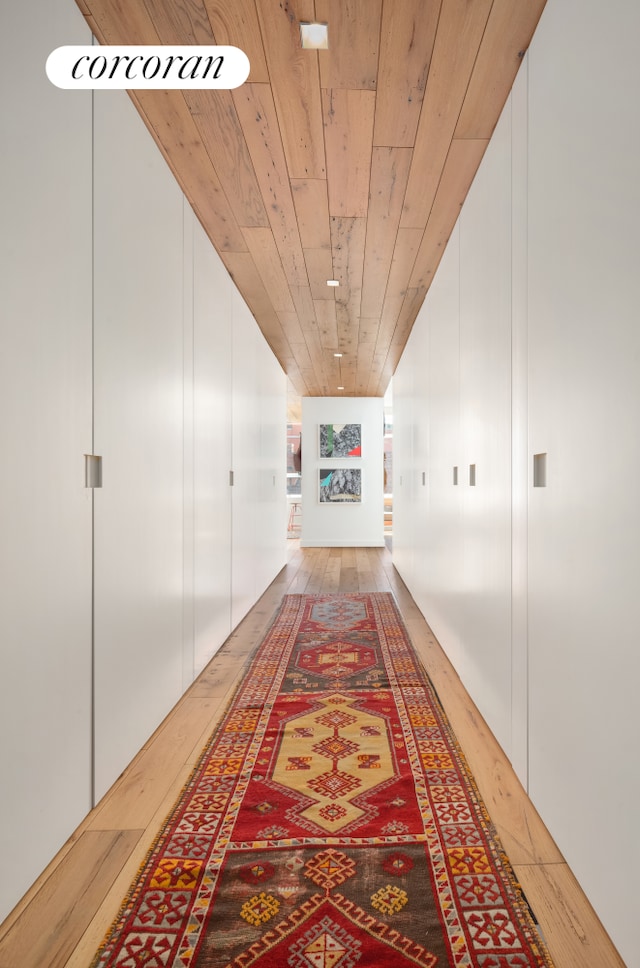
326,279,339,287
337,386,345,390
300,22,329,50
333,352,343,358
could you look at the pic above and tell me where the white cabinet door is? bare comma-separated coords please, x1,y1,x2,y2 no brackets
421,228,463,667
93,90,185,801
0,0,93,922
192,217,233,676
231,293,259,628
457,104,513,756
255,334,287,596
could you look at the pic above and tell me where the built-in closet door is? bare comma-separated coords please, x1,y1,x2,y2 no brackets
231,292,260,628
419,228,462,666
255,336,287,597
192,217,232,676
92,90,186,801
391,335,416,580
410,303,431,606
0,0,93,922
457,104,513,756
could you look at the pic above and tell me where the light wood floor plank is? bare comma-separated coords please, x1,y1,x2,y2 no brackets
88,698,231,832
0,830,142,968
513,862,627,968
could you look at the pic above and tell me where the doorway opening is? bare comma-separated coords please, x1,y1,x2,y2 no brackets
287,388,302,538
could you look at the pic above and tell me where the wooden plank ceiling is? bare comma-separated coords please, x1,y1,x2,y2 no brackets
75,0,546,399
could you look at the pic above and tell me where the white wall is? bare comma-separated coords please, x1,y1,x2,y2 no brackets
393,0,640,961
301,397,384,548
0,3,287,924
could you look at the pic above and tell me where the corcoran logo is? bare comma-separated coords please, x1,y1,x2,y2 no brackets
46,45,250,89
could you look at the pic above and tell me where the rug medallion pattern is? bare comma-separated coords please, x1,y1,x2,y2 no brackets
92,593,554,968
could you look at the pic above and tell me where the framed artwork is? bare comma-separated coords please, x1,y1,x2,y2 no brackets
319,467,362,503
319,423,362,458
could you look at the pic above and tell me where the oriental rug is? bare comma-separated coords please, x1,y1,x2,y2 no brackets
92,593,554,968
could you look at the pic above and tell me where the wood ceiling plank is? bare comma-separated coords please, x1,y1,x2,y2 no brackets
358,317,380,344
373,226,423,352
365,359,386,395
141,0,215,45
324,356,342,389
339,355,358,394
315,0,382,91
323,89,376,218
361,147,412,318
304,249,335,300
371,311,399,383
374,0,442,148
400,0,494,229
232,83,308,284
291,285,318,330
185,91,269,228
391,287,426,349
456,0,548,139
385,226,423,303
409,139,488,289
202,0,270,82
356,323,379,394
291,179,332,250
221,251,279,317
277,312,308,347
376,285,426,391
296,369,321,395
242,227,296,313
254,0,326,179
290,287,332,391
133,90,248,252
287,330,315,367
81,0,160,43
292,313,331,393
285,357,312,396
331,216,367,354
336,328,360,360
355,339,376,394
373,365,394,397
314,299,339,350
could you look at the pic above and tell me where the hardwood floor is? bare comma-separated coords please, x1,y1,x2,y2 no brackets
0,545,625,968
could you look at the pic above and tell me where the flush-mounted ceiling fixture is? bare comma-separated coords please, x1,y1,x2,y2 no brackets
337,386,345,390
326,279,339,287
333,353,343,358
300,22,329,50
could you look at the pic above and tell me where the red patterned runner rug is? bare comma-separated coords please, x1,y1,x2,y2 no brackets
92,593,554,968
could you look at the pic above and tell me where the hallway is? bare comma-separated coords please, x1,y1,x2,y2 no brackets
0,546,623,968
